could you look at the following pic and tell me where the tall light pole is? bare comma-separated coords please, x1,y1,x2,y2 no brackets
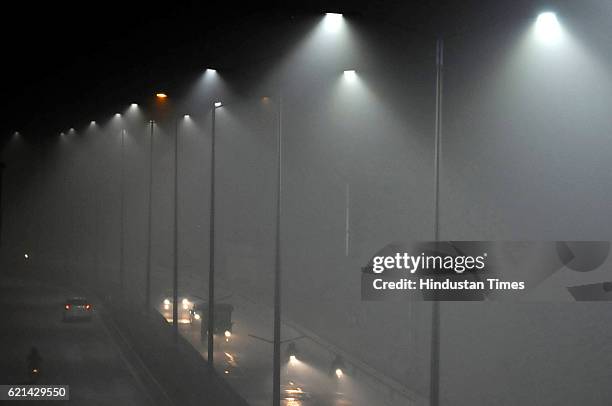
172,116,179,343
145,119,154,314
208,101,221,366
153,93,180,339
119,126,126,300
430,37,443,406
272,94,283,406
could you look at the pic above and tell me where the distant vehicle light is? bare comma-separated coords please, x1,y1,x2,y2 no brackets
224,330,232,338
163,299,171,305
65,304,70,310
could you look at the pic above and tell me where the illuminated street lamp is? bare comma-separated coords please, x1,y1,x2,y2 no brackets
285,342,299,363
119,127,127,297
428,12,564,406
323,12,344,33
144,117,155,316
208,100,224,366
535,11,561,44
343,69,356,81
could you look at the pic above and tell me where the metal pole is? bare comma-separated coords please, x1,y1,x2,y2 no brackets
272,95,283,406
93,178,100,286
208,106,216,366
145,120,154,314
430,37,444,406
120,129,126,299
345,183,350,257
173,119,179,343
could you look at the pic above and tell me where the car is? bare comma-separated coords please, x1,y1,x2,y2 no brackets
159,294,205,325
63,297,93,321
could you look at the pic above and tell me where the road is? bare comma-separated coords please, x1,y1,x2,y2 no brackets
0,275,153,405
154,274,424,406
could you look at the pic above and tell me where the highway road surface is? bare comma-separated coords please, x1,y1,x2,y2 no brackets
0,275,155,405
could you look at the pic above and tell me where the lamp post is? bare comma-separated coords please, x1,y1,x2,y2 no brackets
208,102,221,366
430,37,444,406
172,116,180,343
273,94,283,406
119,127,126,300
145,119,154,314
427,13,560,404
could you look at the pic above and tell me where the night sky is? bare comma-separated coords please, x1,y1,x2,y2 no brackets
1,0,559,142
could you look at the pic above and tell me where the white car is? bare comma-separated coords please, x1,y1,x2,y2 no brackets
63,297,93,321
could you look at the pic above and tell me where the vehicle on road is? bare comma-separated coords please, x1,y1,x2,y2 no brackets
159,294,205,325
63,297,93,321
195,303,234,337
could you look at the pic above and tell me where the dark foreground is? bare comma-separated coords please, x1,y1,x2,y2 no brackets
0,275,152,405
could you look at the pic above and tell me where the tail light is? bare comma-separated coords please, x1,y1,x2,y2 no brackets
64,304,71,310
85,304,91,310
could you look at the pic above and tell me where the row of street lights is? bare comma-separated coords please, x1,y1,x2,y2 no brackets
38,9,565,406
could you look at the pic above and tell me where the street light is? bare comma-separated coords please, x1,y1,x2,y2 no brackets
323,12,344,33
208,100,223,366
428,12,564,406
144,117,155,316
119,127,127,299
343,70,357,81
285,342,299,363
535,12,561,44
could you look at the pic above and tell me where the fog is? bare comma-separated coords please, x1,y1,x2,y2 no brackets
3,4,612,405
